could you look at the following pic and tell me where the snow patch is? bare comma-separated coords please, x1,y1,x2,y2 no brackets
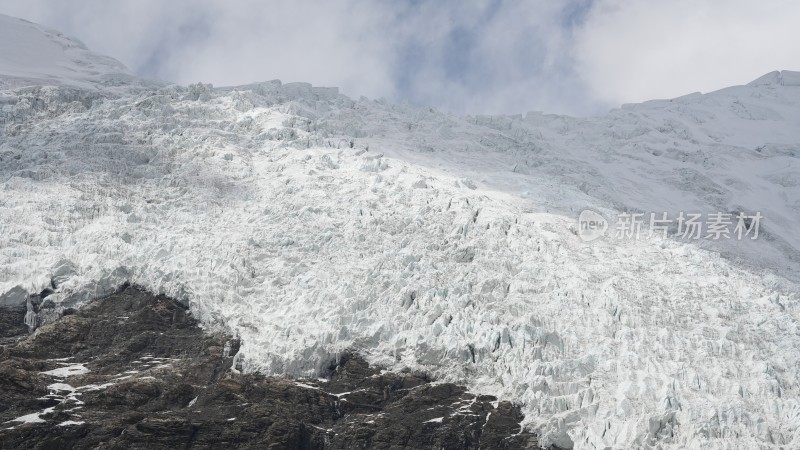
41,364,89,378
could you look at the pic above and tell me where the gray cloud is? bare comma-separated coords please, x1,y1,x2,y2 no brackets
575,0,800,104
0,0,796,116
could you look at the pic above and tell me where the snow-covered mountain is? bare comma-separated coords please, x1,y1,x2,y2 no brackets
0,14,158,92
1,14,799,449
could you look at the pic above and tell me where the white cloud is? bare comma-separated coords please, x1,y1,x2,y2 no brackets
0,1,399,99
371,1,593,115
0,0,796,115
575,0,800,104
0,0,596,115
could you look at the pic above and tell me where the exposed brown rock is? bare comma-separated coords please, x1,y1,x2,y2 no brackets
0,286,545,449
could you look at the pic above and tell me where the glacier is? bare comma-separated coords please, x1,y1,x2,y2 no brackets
1,13,800,449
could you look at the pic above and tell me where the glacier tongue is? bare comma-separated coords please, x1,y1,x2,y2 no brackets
2,18,800,449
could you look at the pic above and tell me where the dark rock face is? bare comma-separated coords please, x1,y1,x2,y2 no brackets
0,286,543,449
0,306,27,339
0,286,29,339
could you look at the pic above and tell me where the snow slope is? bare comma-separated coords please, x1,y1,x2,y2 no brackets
0,14,158,92
2,17,800,449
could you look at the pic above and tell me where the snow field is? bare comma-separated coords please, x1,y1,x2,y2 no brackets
0,80,798,448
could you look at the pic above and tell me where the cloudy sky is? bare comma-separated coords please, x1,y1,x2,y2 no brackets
1,0,797,116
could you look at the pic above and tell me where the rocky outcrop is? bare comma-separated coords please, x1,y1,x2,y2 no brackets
0,286,544,449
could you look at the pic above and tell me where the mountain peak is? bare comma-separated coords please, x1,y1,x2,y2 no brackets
747,69,800,87
0,13,135,89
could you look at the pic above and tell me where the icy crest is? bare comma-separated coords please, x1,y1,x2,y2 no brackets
2,17,800,449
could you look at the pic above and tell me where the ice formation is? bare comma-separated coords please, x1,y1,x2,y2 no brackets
1,13,800,449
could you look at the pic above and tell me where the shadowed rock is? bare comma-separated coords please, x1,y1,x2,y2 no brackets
0,286,545,449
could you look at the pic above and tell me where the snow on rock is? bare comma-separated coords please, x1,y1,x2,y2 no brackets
1,15,800,449
57,420,85,427
41,364,89,378
6,407,55,425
